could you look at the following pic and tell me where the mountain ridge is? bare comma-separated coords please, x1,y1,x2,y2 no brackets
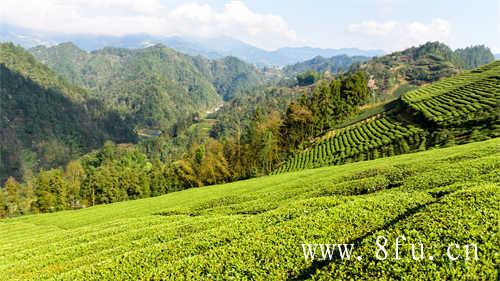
29,42,265,129
1,26,383,66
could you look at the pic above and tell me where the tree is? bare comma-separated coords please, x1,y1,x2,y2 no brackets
64,160,86,209
341,71,369,108
454,45,494,69
34,171,56,213
18,180,35,215
249,110,282,174
281,102,314,149
297,70,320,86
198,139,231,185
309,81,333,133
174,159,202,188
149,161,169,196
83,164,125,205
0,187,6,218
4,177,21,216
34,169,68,212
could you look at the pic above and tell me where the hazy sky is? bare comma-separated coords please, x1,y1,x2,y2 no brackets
1,0,499,52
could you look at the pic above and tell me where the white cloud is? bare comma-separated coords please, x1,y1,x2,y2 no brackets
347,19,451,51
0,0,297,50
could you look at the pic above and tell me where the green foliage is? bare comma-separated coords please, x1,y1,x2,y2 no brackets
455,45,495,69
191,56,264,100
0,139,497,279
2,42,263,183
30,43,264,130
353,41,494,102
402,60,500,126
280,60,499,174
281,72,370,149
283,55,369,76
296,70,321,86
34,169,68,213
4,177,21,216
276,116,425,173
0,42,134,183
211,86,303,139
31,43,222,131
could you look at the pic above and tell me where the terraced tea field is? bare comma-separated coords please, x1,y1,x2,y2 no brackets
276,61,499,174
402,60,500,126
0,138,498,280
275,116,425,173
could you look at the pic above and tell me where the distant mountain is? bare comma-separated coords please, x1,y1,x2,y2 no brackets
352,42,495,102
1,25,383,66
180,40,384,67
282,55,370,75
270,47,382,66
0,43,133,182
495,54,500,59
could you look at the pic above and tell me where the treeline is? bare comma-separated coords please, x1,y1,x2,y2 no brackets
282,72,369,149
0,72,368,217
0,137,240,216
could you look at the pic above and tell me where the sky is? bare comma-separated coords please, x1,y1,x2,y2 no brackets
1,0,499,52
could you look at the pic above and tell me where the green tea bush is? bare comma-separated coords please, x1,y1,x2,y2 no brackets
0,139,498,280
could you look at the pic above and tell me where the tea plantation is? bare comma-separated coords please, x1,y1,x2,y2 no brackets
402,60,500,126
0,138,498,280
276,60,499,174
275,116,425,173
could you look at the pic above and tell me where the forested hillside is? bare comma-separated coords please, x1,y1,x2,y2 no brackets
0,43,134,183
30,43,264,131
191,55,264,100
351,42,495,102
0,66,370,215
283,55,369,76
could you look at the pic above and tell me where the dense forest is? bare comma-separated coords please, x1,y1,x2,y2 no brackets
30,43,265,131
0,43,134,183
0,42,265,183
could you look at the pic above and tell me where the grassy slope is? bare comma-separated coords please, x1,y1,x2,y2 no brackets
0,138,498,280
